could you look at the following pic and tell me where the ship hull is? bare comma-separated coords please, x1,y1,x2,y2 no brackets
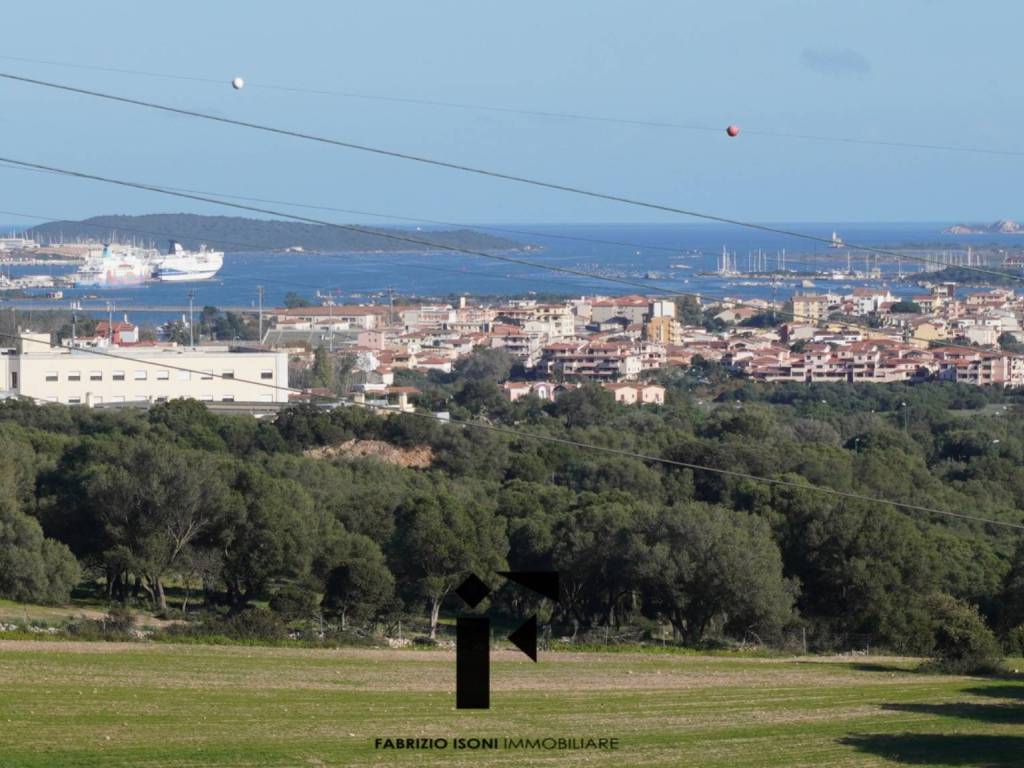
153,269,220,282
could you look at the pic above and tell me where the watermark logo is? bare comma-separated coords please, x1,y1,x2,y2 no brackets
453,570,559,709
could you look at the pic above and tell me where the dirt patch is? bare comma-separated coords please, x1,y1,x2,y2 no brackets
304,439,434,468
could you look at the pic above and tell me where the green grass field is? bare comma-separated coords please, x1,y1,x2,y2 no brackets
1,640,1022,767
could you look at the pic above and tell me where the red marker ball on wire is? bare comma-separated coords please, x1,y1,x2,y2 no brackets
726,125,740,137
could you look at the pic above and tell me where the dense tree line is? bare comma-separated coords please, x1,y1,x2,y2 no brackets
2,356,1024,654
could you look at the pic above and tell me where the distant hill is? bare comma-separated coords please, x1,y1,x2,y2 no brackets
23,213,526,253
942,219,1024,235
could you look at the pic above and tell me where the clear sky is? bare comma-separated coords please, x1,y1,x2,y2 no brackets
0,1,1020,226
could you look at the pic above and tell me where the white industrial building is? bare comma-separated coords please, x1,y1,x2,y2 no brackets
0,336,289,406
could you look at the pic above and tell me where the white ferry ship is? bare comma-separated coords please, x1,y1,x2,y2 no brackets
72,244,156,287
152,241,224,282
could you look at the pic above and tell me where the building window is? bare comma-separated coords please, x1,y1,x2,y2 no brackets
221,395,235,402
133,370,147,380
110,395,125,403
156,370,170,381
222,370,235,380
133,394,147,402
155,396,168,403
45,371,58,382
68,371,81,382
90,371,102,381
176,370,190,381
112,371,125,381
200,395,213,402
67,397,81,405
201,370,213,380
260,369,273,379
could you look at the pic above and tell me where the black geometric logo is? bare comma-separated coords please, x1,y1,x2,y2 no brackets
454,570,559,709
454,573,492,608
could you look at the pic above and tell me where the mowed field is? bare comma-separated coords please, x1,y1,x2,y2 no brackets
1,641,1022,768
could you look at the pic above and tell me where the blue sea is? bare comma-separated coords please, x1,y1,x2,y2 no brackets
2,222,1021,322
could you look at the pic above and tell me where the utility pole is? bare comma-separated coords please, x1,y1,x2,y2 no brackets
257,285,264,343
188,289,195,347
387,286,395,327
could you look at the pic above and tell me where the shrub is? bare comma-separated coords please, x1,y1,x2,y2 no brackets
221,608,288,641
104,604,134,633
1004,624,1024,657
921,593,1003,675
0,501,81,604
269,584,320,622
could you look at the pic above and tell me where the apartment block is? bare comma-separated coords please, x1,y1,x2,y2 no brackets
0,343,289,406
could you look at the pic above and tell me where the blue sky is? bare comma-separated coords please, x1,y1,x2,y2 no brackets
0,1,1020,225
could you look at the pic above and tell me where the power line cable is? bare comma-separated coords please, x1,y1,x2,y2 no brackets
1,72,1018,286
0,159,729,260
0,157,928,336
0,327,1020,531
0,204,924,363
0,205,554,295
0,55,1021,158
1,157,1014,358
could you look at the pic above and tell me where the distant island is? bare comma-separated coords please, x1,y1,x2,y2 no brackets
942,219,1024,235
23,213,527,253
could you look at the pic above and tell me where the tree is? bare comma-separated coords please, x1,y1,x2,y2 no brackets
998,332,1024,353
923,593,1003,674
769,485,935,648
453,348,513,383
674,295,704,326
82,440,236,611
639,504,794,644
284,292,313,309
552,496,650,628
547,384,617,428
311,346,335,390
391,488,507,638
0,505,81,605
322,533,395,629
215,468,317,607
999,539,1024,634
890,300,922,314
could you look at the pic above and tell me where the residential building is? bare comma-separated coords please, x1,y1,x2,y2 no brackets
0,341,289,405
790,294,830,324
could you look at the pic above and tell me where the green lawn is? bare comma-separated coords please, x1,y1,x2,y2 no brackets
1,640,1022,767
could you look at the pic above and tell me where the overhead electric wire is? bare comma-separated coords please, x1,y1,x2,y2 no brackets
0,201,912,341
0,158,1015,371
0,156,932,331
0,159,723,260
1,72,1020,287
0,205,550,296
1,160,882,275
0,327,1019,531
0,55,1021,158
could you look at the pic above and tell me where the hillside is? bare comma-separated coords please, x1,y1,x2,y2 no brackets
23,213,525,253
943,219,1024,235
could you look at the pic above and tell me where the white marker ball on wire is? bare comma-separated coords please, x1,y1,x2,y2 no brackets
231,77,245,90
